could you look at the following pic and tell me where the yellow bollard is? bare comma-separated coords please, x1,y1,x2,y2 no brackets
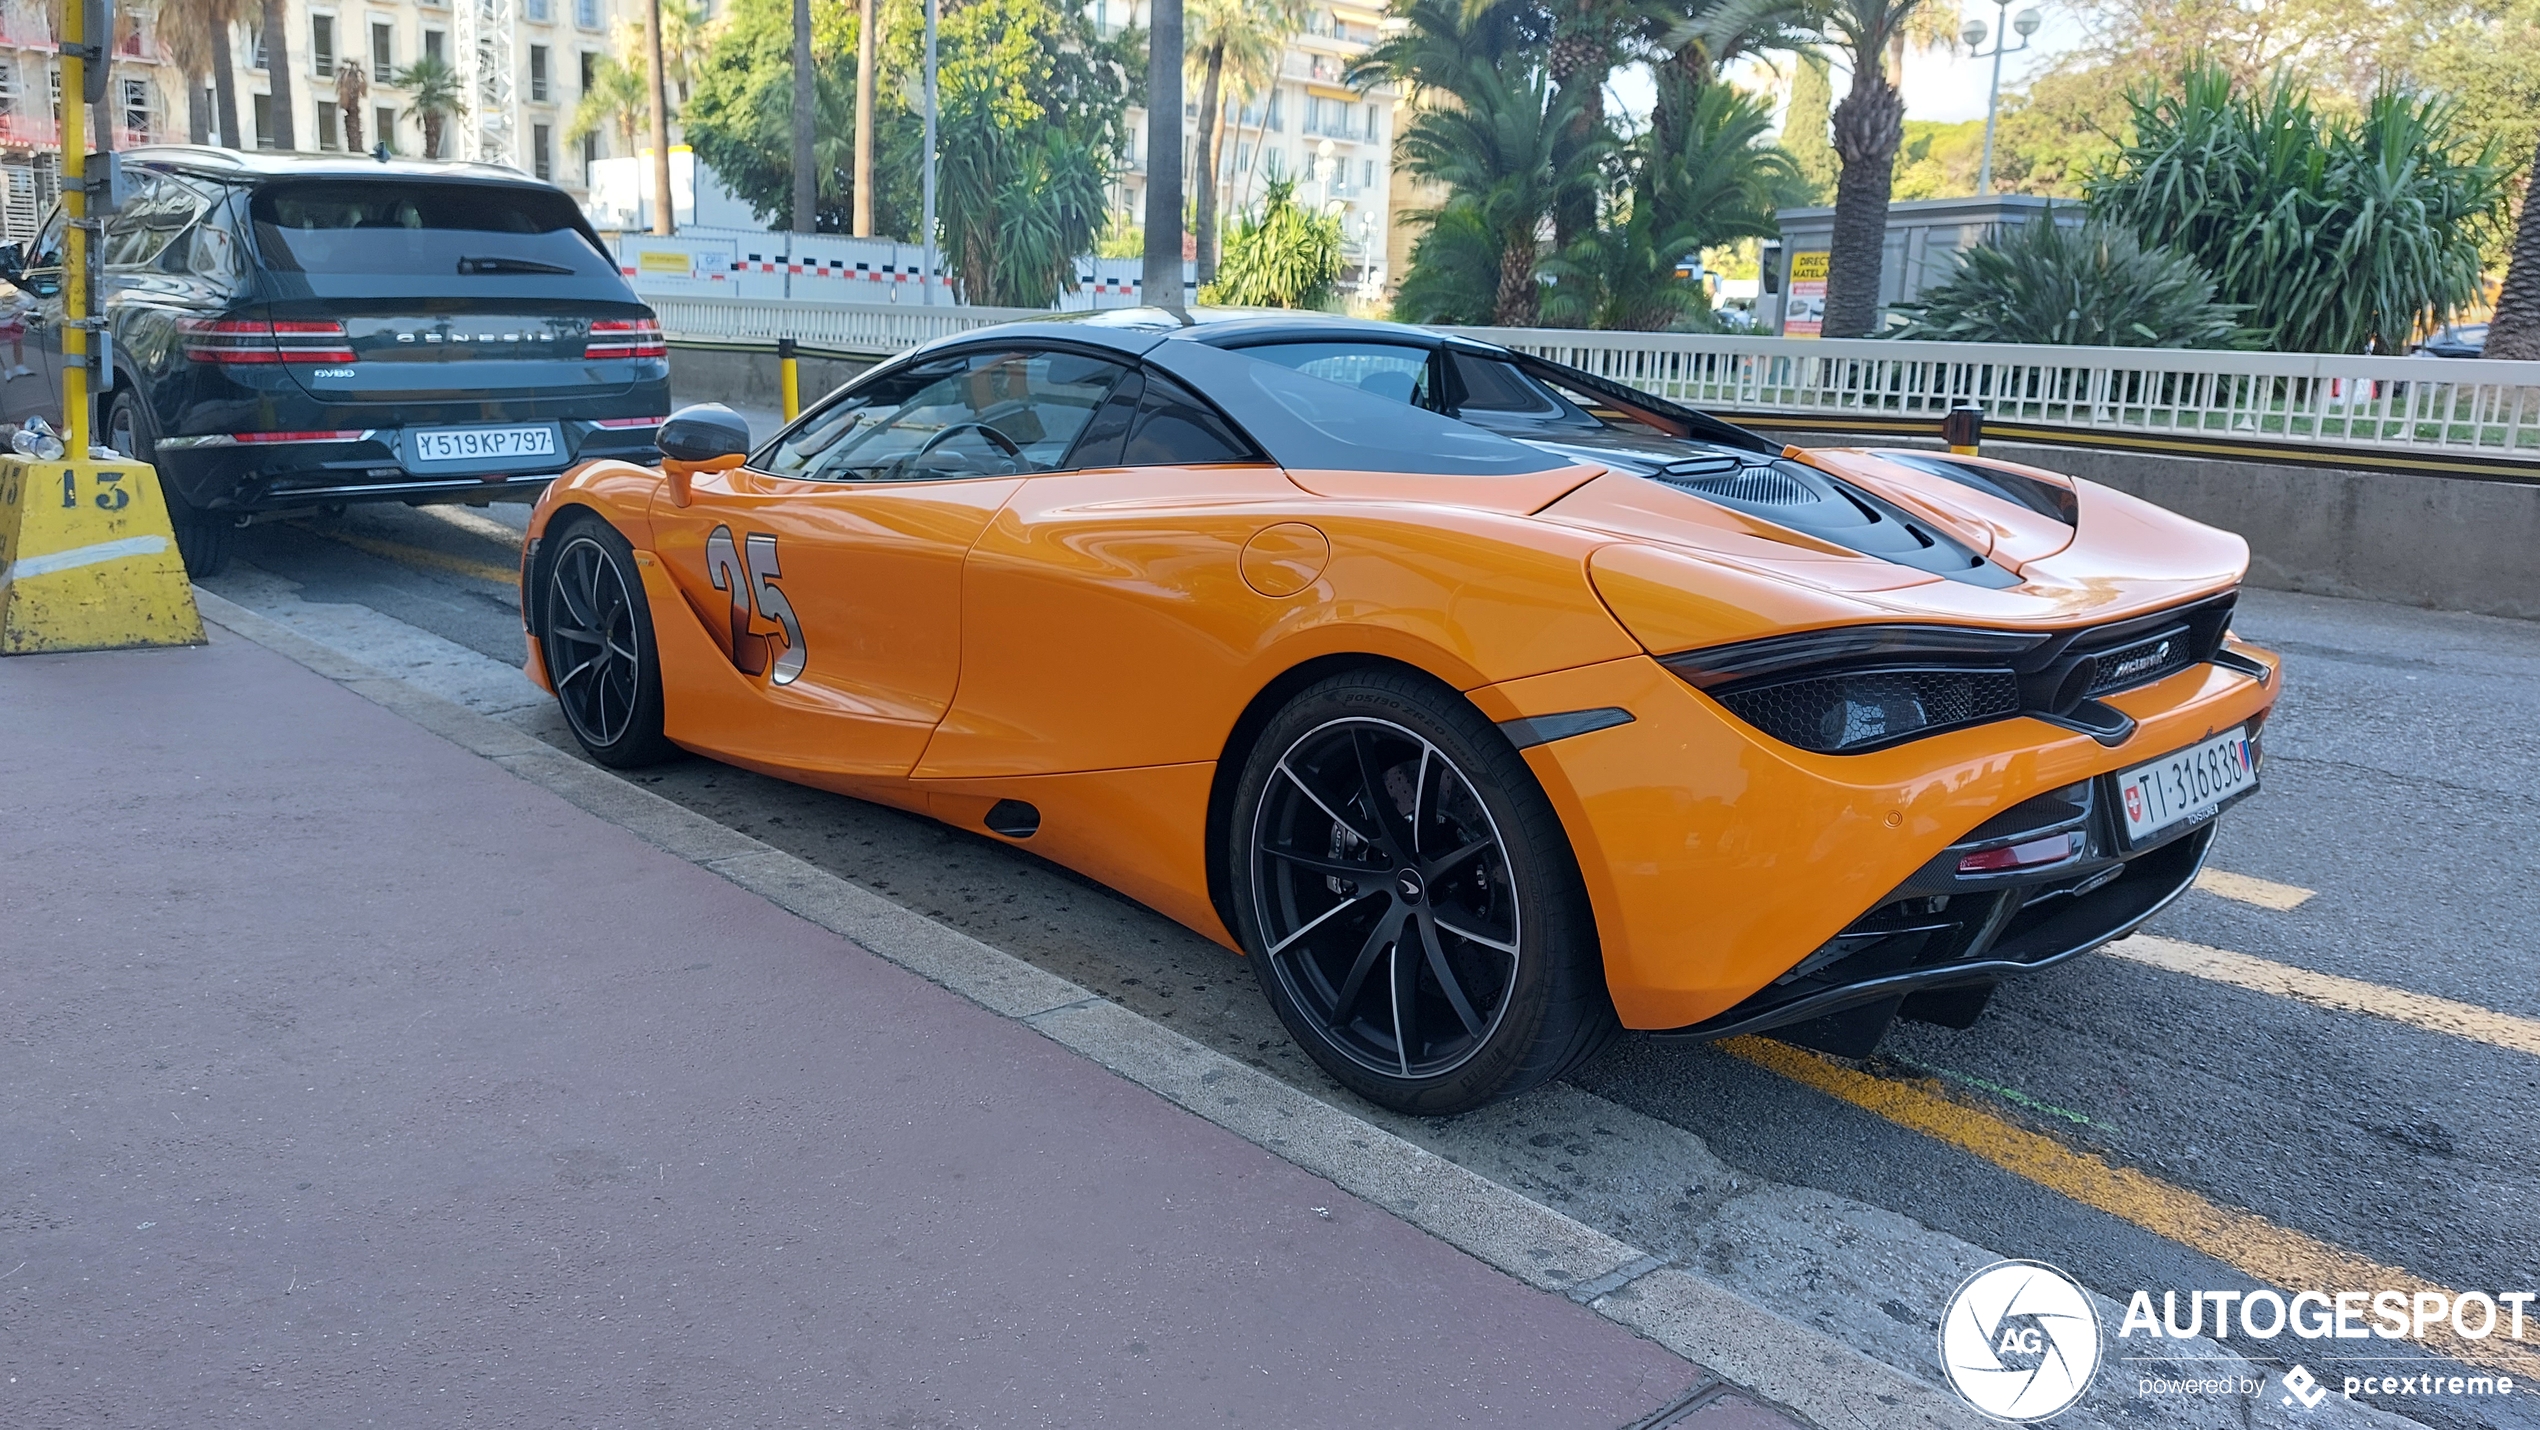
1942,403,1983,456
778,336,801,422
0,0,204,655
0,454,205,652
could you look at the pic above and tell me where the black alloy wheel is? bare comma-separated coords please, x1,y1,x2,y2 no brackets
540,517,677,767
1231,670,1616,1115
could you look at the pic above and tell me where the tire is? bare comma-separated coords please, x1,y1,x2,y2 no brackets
536,514,679,768
1227,668,1618,1116
106,388,230,579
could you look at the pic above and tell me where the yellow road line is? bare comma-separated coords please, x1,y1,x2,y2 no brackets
1722,1035,2540,1380
414,503,530,546
2108,935,2540,1059
2193,869,2315,911
301,526,520,586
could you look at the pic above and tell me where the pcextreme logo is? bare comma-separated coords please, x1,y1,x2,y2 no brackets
1940,1260,2105,1421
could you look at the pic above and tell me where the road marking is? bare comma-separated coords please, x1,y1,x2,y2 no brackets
1723,1034,2540,1382
300,526,520,587
2194,869,2315,911
2107,934,2540,1059
415,503,529,545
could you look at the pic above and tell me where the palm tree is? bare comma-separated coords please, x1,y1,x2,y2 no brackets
158,0,244,147
395,55,467,159
259,0,296,148
2491,141,2540,360
1398,59,1598,325
566,55,648,159
1544,0,1635,252
1188,0,1296,283
1816,0,1926,336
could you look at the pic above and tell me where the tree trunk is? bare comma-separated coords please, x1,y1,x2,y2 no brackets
1495,226,1539,326
2488,143,2540,361
212,23,242,149
424,113,443,159
1192,42,1225,284
1142,0,1184,309
259,0,296,149
1547,7,1605,256
791,0,817,232
646,0,675,235
852,0,876,235
188,85,210,143
1824,63,1904,338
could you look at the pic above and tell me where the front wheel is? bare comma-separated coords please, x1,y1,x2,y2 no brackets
537,515,679,768
1228,669,1617,1116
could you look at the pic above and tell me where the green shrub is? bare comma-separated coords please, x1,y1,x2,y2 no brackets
1200,178,1344,309
1885,214,2253,348
2086,62,2510,353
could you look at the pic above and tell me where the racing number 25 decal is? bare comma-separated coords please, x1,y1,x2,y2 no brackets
703,524,806,685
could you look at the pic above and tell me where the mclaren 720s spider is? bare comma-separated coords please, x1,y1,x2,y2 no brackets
521,309,2279,1115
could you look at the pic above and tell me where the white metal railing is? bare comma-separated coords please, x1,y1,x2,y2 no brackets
648,295,2540,469
650,294,1051,356
1452,329,2540,467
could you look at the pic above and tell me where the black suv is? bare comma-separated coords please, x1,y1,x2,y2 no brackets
0,146,671,575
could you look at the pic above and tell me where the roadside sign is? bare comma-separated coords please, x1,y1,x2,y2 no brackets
1785,251,1829,338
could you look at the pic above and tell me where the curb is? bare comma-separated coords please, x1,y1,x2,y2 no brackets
193,586,1996,1430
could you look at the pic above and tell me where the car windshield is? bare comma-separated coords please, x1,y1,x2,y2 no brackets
248,181,614,277
764,348,1129,481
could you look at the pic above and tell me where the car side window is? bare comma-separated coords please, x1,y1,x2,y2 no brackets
1237,341,1435,409
763,347,1130,482
104,175,208,271
1122,370,1261,466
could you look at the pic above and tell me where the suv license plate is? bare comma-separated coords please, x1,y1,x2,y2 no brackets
410,424,558,466
2115,727,2256,845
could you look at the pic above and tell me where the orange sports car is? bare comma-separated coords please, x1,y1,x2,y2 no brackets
520,310,2278,1115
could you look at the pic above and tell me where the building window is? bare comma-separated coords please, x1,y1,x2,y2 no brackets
1361,159,1373,188
528,45,548,102
525,0,550,19
581,130,597,180
532,122,551,179
249,24,267,69
423,29,444,62
575,0,600,29
579,51,597,94
372,22,393,80
375,104,397,152
252,92,274,147
311,15,333,76
315,101,339,149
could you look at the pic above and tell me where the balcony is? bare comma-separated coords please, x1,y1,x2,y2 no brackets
0,112,58,150
115,27,158,61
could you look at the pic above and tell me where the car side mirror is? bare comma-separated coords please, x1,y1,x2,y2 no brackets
0,242,21,284
657,402,752,506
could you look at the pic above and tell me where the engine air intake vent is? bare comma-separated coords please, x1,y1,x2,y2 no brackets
1658,460,1817,507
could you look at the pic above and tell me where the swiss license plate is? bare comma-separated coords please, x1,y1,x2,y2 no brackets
410,424,558,466
2115,727,2256,845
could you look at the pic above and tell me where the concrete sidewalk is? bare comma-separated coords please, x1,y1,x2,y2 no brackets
0,630,1772,1428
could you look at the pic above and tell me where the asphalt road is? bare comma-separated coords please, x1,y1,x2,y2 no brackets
198,463,2540,1430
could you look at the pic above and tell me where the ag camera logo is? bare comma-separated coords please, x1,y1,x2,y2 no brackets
1941,1260,2104,1421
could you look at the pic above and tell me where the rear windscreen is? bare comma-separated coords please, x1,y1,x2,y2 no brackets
249,181,615,277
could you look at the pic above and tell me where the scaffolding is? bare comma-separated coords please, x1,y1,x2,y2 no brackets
455,0,516,167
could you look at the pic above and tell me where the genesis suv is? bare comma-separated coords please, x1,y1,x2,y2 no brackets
0,145,671,575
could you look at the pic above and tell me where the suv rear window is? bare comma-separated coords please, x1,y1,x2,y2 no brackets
248,181,613,277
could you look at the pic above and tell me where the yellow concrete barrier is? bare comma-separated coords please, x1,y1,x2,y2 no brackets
0,453,205,654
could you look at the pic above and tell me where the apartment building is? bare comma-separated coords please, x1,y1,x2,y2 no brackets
0,0,189,238
1100,0,1399,296
149,0,667,204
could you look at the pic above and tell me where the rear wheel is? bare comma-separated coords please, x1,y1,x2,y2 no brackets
1228,669,1617,1116
538,515,678,768
105,388,230,578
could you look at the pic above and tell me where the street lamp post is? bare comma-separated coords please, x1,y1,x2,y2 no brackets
1962,1,2041,197
921,0,938,305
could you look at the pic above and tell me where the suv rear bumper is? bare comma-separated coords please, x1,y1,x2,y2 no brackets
154,421,664,512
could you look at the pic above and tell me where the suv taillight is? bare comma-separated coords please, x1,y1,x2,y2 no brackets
179,318,356,365
585,317,666,360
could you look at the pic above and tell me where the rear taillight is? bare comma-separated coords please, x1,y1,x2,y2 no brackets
585,317,667,360
595,415,667,428
234,430,370,444
1958,833,2078,874
179,317,355,365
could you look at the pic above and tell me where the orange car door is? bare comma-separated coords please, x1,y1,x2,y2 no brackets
649,346,1134,778
919,366,1307,779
